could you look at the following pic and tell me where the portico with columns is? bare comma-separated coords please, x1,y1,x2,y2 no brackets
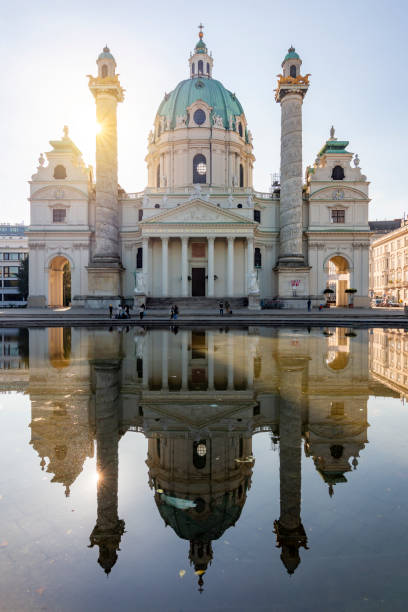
137,199,257,298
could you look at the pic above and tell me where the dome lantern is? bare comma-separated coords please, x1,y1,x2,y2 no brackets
189,24,213,79
97,45,116,79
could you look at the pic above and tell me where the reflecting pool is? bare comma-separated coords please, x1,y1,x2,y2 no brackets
0,326,408,611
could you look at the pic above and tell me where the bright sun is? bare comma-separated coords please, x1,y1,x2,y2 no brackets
96,122,102,134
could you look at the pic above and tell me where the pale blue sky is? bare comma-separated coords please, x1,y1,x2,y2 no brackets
1,0,407,224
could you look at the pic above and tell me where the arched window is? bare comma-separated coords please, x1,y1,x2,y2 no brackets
237,203,243,209
332,165,345,180
156,164,160,187
53,165,67,180
290,65,297,78
193,153,207,184
239,163,244,187
136,247,143,269
254,247,262,268
330,444,344,459
192,62,195,75
193,108,206,125
198,59,203,74
254,209,261,223
238,122,243,137
206,62,210,74
101,64,108,78
193,440,207,469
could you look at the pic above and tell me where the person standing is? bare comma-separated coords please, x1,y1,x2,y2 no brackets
307,298,311,312
174,304,179,320
109,304,113,319
219,300,224,316
169,306,174,320
139,304,144,320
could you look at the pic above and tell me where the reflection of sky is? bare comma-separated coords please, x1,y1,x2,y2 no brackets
1,389,408,611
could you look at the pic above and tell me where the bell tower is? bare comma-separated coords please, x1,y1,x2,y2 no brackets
86,46,125,307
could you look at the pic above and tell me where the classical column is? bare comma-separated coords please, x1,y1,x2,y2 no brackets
89,50,124,264
162,237,168,296
181,237,188,297
227,237,234,296
247,237,254,278
207,237,215,297
275,49,309,266
142,237,149,295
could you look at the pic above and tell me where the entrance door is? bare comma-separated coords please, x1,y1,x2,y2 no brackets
192,268,206,296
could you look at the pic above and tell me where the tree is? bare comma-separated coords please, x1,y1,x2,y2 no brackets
17,256,29,301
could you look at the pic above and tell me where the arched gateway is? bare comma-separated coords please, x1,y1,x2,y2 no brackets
48,256,71,307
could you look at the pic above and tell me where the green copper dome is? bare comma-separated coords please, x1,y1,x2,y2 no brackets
195,39,207,53
156,78,245,133
98,46,114,61
283,46,300,61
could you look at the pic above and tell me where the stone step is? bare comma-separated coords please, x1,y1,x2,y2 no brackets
146,297,248,310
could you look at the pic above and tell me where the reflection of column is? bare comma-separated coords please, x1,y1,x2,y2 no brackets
207,331,214,390
181,237,188,297
89,362,125,575
227,333,234,390
274,356,308,575
181,331,188,390
142,334,149,389
142,237,149,295
162,237,168,296
246,237,254,294
162,331,168,390
227,237,234,296
247,338,254,388
207,237,215,297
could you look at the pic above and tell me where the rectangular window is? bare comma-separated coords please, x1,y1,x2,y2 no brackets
253,210,261,223
136,247,143,269
3,267,19,278
53,209,66,223
138,209,143,221
9,253,19,261
3,253,10,260
331,209,345,223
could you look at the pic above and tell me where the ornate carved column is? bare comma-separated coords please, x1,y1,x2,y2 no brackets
181,237,188,297
162,237,169,296
227,237,235,296
207,237,215,297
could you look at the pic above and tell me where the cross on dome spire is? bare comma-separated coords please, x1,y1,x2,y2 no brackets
198,23,204,38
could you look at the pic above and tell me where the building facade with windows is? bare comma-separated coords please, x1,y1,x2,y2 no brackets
369,219,408,303
0,224,28,306
28,31,371,308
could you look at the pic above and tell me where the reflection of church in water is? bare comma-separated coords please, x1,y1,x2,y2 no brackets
12,325,400,585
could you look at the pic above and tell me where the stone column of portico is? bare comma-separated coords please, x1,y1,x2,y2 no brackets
181,237,188,297
207,237,215,297
247,237,254,278
161,237,169,296
227,237,235,296
142,237,149,295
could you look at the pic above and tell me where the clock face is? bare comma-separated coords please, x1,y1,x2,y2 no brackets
193,109,206,125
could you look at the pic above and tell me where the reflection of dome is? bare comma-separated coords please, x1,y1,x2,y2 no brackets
156,492,244,543
156,79,245,133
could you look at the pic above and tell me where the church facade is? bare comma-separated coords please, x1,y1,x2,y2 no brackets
28,30,371,308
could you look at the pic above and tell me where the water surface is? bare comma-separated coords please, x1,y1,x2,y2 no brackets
0,326,407,611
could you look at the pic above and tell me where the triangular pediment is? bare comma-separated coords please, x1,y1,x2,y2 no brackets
141,199,254,225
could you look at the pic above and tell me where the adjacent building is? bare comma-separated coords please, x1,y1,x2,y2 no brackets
28,31,371,309
0,224,28,306
369,219,408,303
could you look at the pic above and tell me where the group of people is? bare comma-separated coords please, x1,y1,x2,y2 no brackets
169,304,179,320
109,304,131,319
218,300,232,316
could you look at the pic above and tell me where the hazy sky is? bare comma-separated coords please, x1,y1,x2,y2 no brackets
1,0,407,224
